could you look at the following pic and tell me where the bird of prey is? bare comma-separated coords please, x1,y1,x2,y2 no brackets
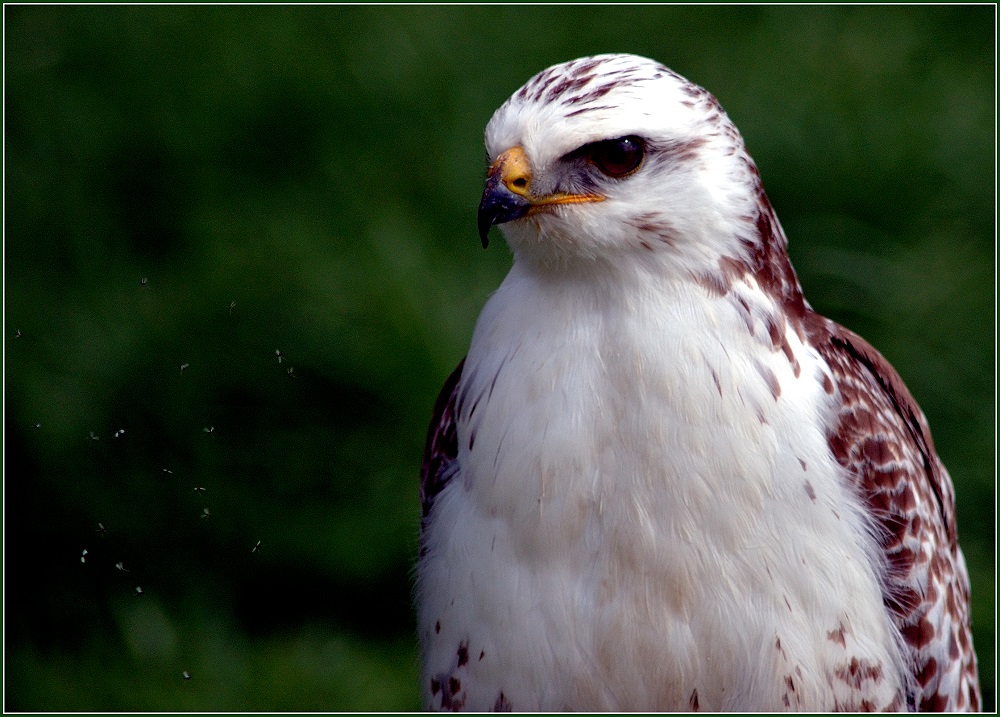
417,54,980,712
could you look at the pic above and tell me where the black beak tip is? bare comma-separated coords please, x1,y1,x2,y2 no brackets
477,183,530,250
478,215,491,249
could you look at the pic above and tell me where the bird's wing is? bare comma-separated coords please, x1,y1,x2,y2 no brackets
420,359,465,526
810,316,980,712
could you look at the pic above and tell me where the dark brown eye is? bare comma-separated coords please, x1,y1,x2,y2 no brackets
589,136,644,178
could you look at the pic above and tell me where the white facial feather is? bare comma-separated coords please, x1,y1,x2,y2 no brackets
484,54,761,274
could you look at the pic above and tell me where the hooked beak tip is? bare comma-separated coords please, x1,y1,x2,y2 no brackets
477,178,530,249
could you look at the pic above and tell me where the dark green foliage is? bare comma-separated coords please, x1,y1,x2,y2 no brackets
5,5,993,711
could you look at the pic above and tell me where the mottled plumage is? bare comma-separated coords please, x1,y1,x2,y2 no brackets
417,54,979,712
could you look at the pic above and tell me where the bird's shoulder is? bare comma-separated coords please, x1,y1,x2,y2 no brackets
804,311,980,711
420,358,464,524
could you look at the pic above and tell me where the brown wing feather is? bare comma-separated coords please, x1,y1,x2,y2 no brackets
420,359,465,524
808,315,981,711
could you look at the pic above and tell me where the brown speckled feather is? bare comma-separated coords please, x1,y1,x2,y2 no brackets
806,317,981,711
420,359,464,527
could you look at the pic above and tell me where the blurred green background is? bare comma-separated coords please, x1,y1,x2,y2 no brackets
4,5,994,712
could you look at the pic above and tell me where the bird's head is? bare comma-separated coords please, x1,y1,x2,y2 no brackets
479,54,780,280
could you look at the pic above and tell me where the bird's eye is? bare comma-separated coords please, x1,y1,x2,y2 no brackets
588,136,644,178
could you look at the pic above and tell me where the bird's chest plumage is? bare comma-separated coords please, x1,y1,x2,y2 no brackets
418,274,907,711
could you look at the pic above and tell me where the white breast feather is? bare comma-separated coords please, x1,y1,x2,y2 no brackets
419,262,906,710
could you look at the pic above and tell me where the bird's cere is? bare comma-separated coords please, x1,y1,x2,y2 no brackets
478,145,604,248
